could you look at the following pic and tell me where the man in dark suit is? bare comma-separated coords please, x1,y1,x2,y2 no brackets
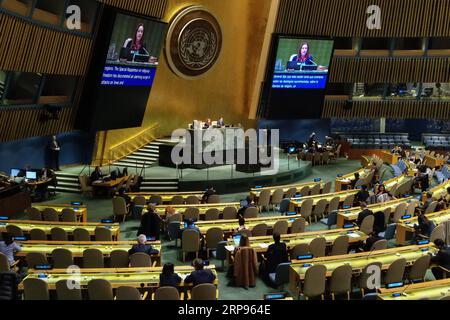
361,232,383,251
431,239,450,280
262,233,288,285
355,185,370,203
137,204,162,240
217,117,225,127
201,186,217,203
90,166,104,183
184,258,216,286
49,135,61,171
356,202,373,227
128,234,159,256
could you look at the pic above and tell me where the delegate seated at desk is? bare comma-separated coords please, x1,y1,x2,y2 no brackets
128,234,159,256
184,258,216,286
90,166,104,183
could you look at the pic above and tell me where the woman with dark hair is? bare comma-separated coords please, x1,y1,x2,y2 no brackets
291,42,314,64
123,23,149,57
159,263,182,287
0,233,21,267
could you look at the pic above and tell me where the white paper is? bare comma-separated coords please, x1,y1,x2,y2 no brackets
347,233,361,238
225,245,235,251
259,243,269,249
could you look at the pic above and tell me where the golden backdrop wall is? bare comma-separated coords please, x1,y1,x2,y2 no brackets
94,0,273,163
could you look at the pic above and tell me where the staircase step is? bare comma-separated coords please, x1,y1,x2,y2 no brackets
142,181,178,186
125,155,158,161
50,186,81,193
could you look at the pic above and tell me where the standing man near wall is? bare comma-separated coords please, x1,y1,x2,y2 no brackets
49,135,61,171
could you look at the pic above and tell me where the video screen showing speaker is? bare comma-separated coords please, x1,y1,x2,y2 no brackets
260,35,334,119
101,13,166,87
76,8,168,131
272,38,333,89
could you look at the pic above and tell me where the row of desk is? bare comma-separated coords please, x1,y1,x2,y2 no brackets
31,203,88,222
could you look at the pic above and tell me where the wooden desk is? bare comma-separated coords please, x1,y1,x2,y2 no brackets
380,174,411,191
32,203,88,222
19,265,217,291
424,155,445,169
289,244,437,296
0,220,120,240
125,191,204,204
424,179,450,202
189,215,302,236
396,209,450,245
249,181,322,199
378,278,450,300
289,189,359,213
155,202,241,219
0,190,31,216
335,168,367,192
92,176,129,188
16,240,161,265
336,197,416,228
225,228,367,255
380,151,400,165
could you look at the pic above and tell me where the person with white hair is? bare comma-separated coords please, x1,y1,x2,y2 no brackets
128,234,159,256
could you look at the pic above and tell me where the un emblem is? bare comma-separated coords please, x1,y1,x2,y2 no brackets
166,6,222,78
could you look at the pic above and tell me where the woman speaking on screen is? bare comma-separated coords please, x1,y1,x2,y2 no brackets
291,42,314,64
123,23,149,57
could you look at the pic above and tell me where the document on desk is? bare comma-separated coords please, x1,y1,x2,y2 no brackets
347,232,361,238
259,243,269,249
225,245,235,251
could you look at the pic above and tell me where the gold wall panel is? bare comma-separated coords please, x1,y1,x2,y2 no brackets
94,0,272,162
97,0,167,18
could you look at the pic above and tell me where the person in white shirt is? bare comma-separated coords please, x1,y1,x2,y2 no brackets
0,233,21,267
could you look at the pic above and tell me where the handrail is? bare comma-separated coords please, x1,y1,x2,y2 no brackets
109,124,160,163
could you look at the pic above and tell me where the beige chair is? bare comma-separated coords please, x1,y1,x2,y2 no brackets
186,196,200,204
181,206,199,221
301,264,327,300
342,194,355,208
116,286,147,300
5,225,23,237
222,206,237,220
207,194,221,204
322,181,332,194
271,189,284,211
405,202,416,217
28,207,42,221
88,279,113,300
383,207,392,226
310,237,326,257
154,286,180,300
170,195,184,205
182,229,200,261
109,250,130,268
371,239,388,251
83,249,104,268
243,207,258,219
26,252,48,269
190,283,217,300
290,217,306,234
359,262,382,296
285,187,297,199
73,228,90,241
133,196,147,206
408,255,431,283
291,243,310,258
30,228,47,241
205,227,224,257
149,195,163,205
312,199,328,222
61,208,77,222
392,203,407,222
23,278,49,300
204,208,220,221
125,175,135,191
0,252,11,272
300,199,314,223
327,197,340,215
331,235,349,256
309,184,321,195
79,174,93,197
168,212,183,223
430,224,445,242
56,280,82,300
112,197,128,222
298,186,310,197
257,190,271,212
252,223,268,237
130,252,153,267
239,229,252,237
95,227,113,241
329,264,353,300
52,248,73,269
273,220,288,235
51,227,68,241
424,201,438,214
360,215,375,235
42,208,59,221
384,258,406,286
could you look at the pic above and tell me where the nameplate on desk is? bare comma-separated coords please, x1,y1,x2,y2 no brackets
255,185,263,189
13,236,27,241
343,223,354,229
401,215,411,220
386,282,403,289
404,194,410,198
101,219,113,224
146,236,156,241
337,174,343,177
417,239,430,245
302,263,312,267
38,274,48,279
391,293,402,298
0,216,9,221
314,178,321,182
264,292,287,300
35,264,52,270
289,218,296,222
71,202,83,206
286,212,297,216
103,226,112,229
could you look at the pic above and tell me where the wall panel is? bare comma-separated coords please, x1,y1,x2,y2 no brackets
97,0,167,18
